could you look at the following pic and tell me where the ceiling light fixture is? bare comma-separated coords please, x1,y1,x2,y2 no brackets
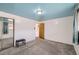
34,8,44,15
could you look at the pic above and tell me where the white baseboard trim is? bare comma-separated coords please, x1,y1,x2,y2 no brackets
45,38,73,45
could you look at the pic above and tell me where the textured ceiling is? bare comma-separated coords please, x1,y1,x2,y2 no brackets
0,3,75,21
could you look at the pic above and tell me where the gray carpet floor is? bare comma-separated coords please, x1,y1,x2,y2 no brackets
0,39,76,55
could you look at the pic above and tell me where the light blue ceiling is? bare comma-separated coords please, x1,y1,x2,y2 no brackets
0,3,75,21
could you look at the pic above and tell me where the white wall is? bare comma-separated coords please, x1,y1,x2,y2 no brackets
35,24,39,37
43,16,73,45
15,16,37,42
0,11,37,45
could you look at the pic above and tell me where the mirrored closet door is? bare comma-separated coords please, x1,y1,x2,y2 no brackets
0,17,14,50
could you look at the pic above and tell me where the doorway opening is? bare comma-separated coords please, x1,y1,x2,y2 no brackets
35,22,45,40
